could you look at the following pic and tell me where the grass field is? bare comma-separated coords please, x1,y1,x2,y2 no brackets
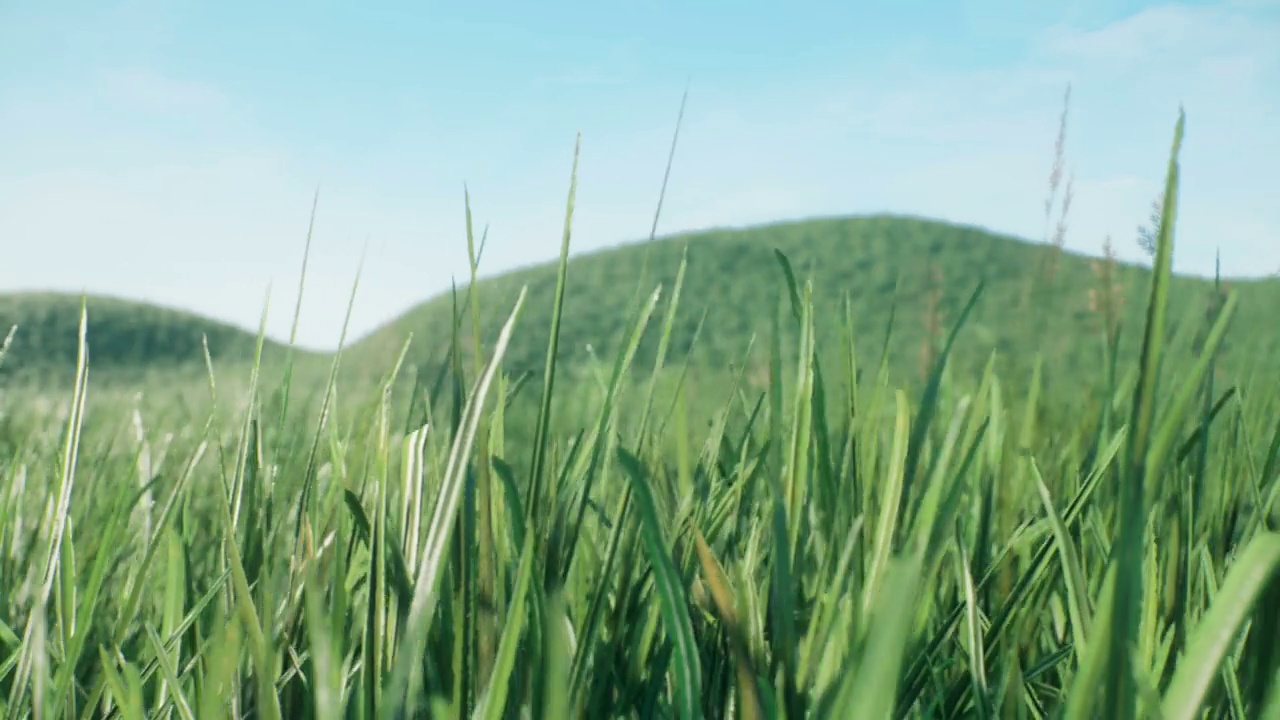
3,110,1280,719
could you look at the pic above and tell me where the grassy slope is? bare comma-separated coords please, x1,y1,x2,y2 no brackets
0,292,309,386
347,213,1280,395
6,214,1274,400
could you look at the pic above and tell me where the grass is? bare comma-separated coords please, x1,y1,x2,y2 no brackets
3,107,1280,720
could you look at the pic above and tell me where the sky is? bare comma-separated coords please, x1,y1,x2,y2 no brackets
1,0,1276,350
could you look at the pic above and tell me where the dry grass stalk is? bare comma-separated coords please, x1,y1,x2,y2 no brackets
919,264,945,379
1089,235,1125,348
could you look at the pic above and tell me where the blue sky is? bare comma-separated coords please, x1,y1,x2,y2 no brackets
1,0,1276,349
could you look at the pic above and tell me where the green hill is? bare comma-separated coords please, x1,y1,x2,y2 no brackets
347,214,1280,396
0,292,305,385
6,215,1274,401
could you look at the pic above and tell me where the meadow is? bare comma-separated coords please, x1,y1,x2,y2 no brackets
3,109,1280,720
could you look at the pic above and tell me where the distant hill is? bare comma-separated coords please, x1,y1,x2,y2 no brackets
346,214,1280,396
5,216,1275,401
0,292,305,384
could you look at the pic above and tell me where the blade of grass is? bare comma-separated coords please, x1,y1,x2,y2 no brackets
617,448,703,720
1162,532,1280,720
384,287,528,718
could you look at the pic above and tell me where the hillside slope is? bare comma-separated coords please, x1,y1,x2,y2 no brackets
348,214,1280,394
0,292,304,384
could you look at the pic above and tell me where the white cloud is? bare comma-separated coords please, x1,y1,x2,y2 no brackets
96,67,230,112
1043,5,1202,61
529,39,645,91
1042,3,1277,64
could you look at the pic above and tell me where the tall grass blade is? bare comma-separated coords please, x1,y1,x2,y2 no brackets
1162,532,1280,720
617,448,703,720
385,287,528,718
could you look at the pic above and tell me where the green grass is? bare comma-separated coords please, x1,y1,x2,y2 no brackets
3,110,1280,719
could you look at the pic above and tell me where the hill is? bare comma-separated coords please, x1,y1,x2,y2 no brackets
5,216,1274,401
347,214,1280,396
0,292,306,385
